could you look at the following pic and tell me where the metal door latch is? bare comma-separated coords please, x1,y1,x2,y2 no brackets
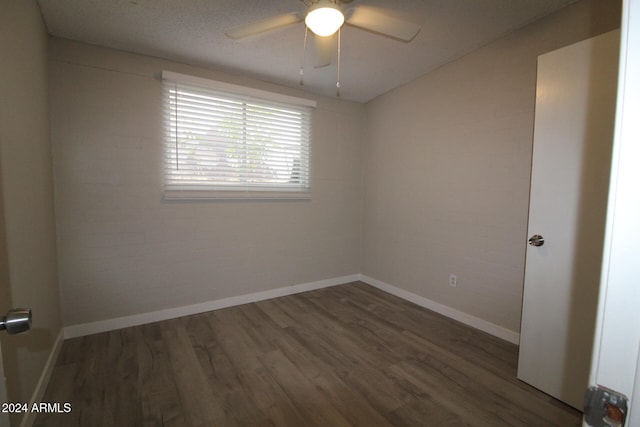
584,385,628,427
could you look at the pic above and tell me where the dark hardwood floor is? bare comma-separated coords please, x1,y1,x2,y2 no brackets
36,282,582,426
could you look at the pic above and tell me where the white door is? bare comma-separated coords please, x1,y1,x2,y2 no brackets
586,0,640,424
518,30,620,410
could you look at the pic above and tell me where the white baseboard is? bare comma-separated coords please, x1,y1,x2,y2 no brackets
358,274,520,345
19,329,65,427
63,274,360,339
63,273,519,345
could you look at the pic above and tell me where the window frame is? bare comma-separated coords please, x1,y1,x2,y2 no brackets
162,71,316,200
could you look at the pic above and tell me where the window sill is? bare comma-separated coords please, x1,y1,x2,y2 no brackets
163,189,311,201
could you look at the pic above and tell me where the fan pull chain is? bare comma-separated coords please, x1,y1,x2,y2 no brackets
299,26,309,86
336,27,341,96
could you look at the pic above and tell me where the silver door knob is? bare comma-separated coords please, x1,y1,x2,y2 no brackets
528,234,545,247
0,308,32,335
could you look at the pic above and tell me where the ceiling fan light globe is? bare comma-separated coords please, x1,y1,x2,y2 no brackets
305,7,344,37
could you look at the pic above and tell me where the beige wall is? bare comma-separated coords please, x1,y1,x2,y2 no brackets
43,0,620,336
0,0,63,424
49,40,364,327
361,0,621,333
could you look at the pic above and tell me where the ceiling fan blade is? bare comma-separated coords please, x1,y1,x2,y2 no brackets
312,34,335,68
225,12,302,39
345,5,421,42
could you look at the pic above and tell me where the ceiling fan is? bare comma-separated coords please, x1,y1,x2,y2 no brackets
225,0,422,70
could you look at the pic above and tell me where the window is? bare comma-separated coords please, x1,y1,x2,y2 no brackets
162,71,315,200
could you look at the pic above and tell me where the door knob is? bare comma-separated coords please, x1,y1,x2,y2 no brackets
528,234,545,247
0,308,32,335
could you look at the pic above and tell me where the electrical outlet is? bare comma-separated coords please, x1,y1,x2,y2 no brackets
449,274,457,287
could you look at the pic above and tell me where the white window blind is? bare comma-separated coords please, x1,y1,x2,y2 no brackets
162,71,315,200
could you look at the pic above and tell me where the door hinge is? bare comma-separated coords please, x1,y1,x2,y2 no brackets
584,385,628,427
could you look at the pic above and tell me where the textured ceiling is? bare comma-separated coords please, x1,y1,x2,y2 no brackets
37,0,579,103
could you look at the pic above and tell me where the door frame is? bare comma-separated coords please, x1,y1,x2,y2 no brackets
586,0,640,424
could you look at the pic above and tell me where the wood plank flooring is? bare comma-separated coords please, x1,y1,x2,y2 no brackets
35,282,582,426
